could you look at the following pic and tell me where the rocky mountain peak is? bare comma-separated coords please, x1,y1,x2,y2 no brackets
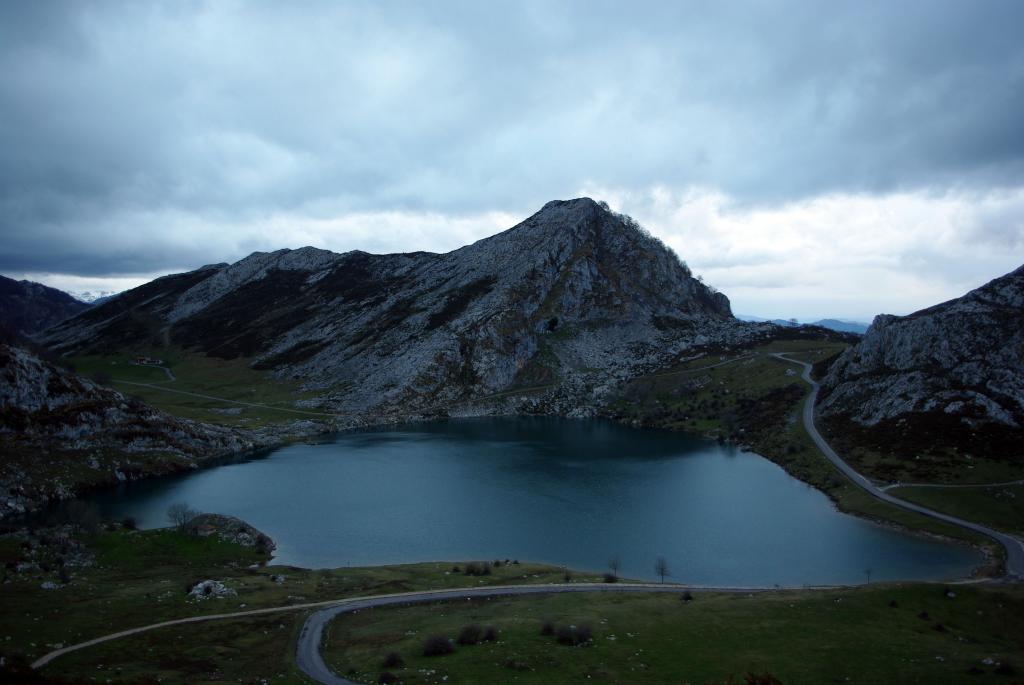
42,199,748,413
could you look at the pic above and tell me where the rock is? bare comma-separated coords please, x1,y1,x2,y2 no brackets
819,264,1024,457
185,513,276,552
188,579,236,600
40,581,59,590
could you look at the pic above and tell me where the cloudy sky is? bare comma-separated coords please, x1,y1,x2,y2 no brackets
2,1,1022,320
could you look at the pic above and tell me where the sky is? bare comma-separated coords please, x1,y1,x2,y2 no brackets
1,1,1022,321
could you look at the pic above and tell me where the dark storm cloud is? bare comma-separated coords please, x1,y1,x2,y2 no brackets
1,0,1023,276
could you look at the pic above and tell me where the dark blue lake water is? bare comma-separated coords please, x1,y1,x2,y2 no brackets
85,417,981,585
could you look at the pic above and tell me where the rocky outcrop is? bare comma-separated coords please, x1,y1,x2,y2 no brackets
43,199,760,415
818,264,1024,456
0,275,90,341
185,513,275,551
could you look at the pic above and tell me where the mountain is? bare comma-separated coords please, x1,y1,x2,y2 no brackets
0,344,266,517
818,264,1024,458
812,319,869,335
736,314,869,335
71,290,119,304
0,275,91,341
43,198,759,415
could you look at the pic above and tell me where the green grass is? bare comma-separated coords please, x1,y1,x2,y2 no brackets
893,485,1024,537
0,526,600,680
68,350,335,427
324,584,1024,685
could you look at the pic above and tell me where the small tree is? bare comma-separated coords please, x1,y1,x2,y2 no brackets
608,555,620,580
655,556,670,583
167,502,198,531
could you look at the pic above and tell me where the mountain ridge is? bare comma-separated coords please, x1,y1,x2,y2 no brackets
43,199,759,416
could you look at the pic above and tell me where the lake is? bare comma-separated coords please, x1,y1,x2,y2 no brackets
84,417,981,585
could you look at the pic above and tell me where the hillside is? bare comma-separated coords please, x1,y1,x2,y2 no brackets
43,199,763,416
818,264,1024,480
0,275,90,342
0,344,271,517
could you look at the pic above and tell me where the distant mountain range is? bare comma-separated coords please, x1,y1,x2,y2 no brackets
736,314,870,335
71,290,119,305
0,274,91,342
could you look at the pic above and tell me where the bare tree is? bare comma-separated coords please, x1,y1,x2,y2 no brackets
167,502,198,531
608,555,621,580
655,556,670,583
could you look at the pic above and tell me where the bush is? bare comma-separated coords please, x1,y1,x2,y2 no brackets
121,516,138,530
457,624,483,645
381,652,404,669
681,590,693,602
540,620,555,636
563,571,573,582
422,635,454,657
555,624,592,646
464,561,492,576
482,625,498,642
995,662,1016,675
603,573,618,583
378,672,397,684
744,673,783,685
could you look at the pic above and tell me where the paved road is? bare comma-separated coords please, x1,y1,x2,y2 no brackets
295,582,770,685
773,353,1024,580
881,479,1024,492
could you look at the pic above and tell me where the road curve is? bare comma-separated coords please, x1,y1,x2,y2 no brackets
773,353,1024,580
295,582,771,685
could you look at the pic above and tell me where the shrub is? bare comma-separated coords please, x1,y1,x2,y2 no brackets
422,635,454,657
681,590,693,602
563,571,573,582
457,624,483,645
122,516,138,530
995,662,1016,675
603,573,618,583
744,673,783,685
381,652,404,669
933,622,946,632
540,620,555,636
917,611,930,620
464,561,492,576
555,624,592,646
452,565,461,573
482,625,498,642
378,672,397,684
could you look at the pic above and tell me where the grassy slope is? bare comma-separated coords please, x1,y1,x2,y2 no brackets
608,340,1001,564
892,485,1024,538
324,585,1024,685
68,350,335,428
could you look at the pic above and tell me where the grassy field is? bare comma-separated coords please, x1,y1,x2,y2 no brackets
892,485,1024,538
4,524,1022,685
0,525,601,683
323,584,1024,685
608,340,1002,564
68,350,338,428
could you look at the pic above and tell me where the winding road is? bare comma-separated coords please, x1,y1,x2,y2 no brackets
773,353,1024,580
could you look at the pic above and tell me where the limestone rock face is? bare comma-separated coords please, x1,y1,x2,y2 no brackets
818,264,1024,451
44,198,755,414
